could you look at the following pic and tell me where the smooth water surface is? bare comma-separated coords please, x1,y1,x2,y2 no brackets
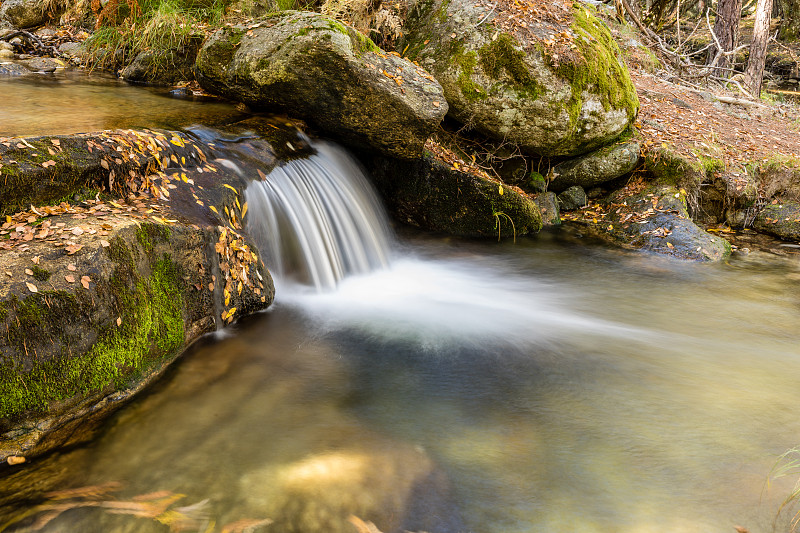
0,70,242,137
2,233,800,533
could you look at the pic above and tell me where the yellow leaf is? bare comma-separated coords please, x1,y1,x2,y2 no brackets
209,206,219,215
498,185,504,195
170,136,185,147
241,202,248,220
222,184,238,194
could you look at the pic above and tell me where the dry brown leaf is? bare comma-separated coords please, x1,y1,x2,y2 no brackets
24,268,34,276
26,282,38,293
67,264,77,271
65,275,75,283
80,275,90,289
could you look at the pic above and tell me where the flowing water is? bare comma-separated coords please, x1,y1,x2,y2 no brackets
2,85,800,533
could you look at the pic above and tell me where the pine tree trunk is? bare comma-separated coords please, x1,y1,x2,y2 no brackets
709,0,742,77
744,0,774,97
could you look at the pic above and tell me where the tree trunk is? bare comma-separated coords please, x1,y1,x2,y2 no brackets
744,0,774,96
709,0,743,77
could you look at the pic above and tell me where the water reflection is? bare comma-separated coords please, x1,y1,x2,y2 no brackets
0,70,243,137
2,235,800,533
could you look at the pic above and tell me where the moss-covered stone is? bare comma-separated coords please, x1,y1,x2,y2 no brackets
196,11,446,160
401,0,638,157
364,152,542,238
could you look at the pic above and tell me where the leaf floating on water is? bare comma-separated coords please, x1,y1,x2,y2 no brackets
26,282,38,293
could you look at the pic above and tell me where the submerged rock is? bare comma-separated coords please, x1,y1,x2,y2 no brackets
196,11,447,159
365,153,542,239
399,0,638,157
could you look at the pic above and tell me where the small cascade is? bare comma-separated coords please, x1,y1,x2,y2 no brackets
246,141,393,291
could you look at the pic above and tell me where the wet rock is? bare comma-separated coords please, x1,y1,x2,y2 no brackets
549,139,640,192
365,153,541,239
533,192,560,226
0,62,27,75
753,200,800,241
17,56,60,72
0,50,14,59
606,184,731,261
399,0,638,157
557,185,587,211
0,127,288,464
196,11,447,160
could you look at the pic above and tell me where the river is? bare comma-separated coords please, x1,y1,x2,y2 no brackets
1,72,800,533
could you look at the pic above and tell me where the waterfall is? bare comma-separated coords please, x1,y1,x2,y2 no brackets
245,141,393,292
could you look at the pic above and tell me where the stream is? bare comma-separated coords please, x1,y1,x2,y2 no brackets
2,73,800,533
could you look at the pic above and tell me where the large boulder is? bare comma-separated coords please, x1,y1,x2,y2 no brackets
0,125,309,464
400,0,638,157
365,153,542,239
0,0,48,29
195,11,447,160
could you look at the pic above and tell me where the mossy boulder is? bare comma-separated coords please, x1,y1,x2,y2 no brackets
195,11,447,159
0,0,49,29
0,126,290,464
549,138,640,192
399,0,638,157
753,200,800,241
364,153,542,238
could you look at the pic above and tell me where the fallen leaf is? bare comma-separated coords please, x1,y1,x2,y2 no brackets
116,317,122,326
65,244,83,255
100,240,110,247
24,268,34,276
65,274,75,283
67,264,77,271
32,256,40,264
26,282,38,293
80,275,91,289
7,456,25,466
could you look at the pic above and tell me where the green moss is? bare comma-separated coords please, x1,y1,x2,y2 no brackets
479,33,542,99
136,223,171,254
0,232,185,418
453,47,487,101
349,28,380,56
31,266,51,282
552,5,638,129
